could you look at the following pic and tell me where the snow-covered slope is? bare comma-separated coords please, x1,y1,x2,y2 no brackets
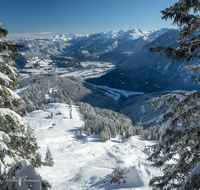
25,103,161,190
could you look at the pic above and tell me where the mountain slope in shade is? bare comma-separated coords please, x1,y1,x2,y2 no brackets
87,29,200,93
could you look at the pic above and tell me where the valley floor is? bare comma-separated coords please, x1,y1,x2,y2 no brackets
25,103,161,190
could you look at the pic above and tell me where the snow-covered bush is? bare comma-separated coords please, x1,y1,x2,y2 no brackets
110,165,152,187
110,167,129,184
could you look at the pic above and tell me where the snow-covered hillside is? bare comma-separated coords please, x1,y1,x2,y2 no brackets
25,103,161,190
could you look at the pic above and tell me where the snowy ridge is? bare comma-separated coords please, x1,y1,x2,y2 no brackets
13,28,169,43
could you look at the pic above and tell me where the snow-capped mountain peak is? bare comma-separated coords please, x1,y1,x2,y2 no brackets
12,28,173,77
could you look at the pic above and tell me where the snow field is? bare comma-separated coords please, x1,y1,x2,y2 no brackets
25,103,161,190
90,84,144,101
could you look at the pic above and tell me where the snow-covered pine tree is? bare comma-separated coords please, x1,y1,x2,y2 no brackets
41,103,45,111
87,128,91,136
80,125,83,135
134,122,144,136
104,125,111,140
120,126,125,136
0,19,51,189
100,131,106,142
55,97,59,103
148,0,200,189
45,146,54,167
125,125,133,138
110,124,117,138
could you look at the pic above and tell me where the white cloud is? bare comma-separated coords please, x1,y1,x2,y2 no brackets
7,32,54,39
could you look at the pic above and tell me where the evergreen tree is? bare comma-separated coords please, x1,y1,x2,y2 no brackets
45,146,54,167
100,131,106,142
110,125,117,138
104,125,111,140
134,122,144,136
148,1,200,189
87,128,91,136
0,18,51,189
80,127,83,135
125,125,133,138
70,109,72,119
41,103,45,111
120,126,125,136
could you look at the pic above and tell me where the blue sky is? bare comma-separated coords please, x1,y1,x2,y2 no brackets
1,0,177,39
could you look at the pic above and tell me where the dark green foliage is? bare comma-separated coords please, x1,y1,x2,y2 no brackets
149,0,200,65
148,1,200,189
148,90,200,189
110,167,129,184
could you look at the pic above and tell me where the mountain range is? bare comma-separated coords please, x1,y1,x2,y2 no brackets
12,28,200,93
10,28,200,125
87,29,200,93
13,28,169,68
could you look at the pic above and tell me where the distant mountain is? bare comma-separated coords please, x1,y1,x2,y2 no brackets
11,28,170,68
87,29,200,93
12,28,200,128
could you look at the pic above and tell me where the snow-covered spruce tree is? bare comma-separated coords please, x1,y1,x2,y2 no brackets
41,103,45,111
87,128,91,136
44,147,54,167
0,20,51,189
148,1,200,189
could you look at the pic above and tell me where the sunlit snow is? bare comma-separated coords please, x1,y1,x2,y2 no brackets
90,84,144,101
25,103,160,190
